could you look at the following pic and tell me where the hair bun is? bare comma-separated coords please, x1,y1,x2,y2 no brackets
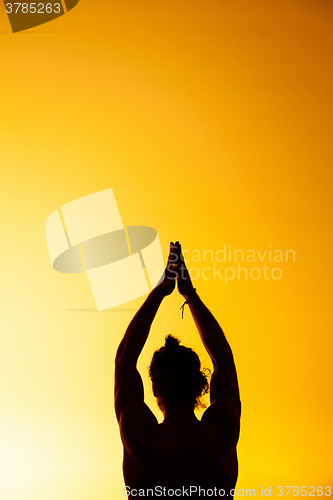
164,334,180,351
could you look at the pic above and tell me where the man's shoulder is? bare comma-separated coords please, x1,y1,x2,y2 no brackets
119,399,160,466
119,399,158,449
119,398,158,432
201,396,241,449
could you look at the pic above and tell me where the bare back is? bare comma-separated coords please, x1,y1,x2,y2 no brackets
119,398,239,498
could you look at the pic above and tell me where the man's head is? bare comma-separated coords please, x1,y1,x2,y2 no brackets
148,335,209,411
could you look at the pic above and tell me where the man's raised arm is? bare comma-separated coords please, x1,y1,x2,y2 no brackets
175,242,241,415
114,243,177,421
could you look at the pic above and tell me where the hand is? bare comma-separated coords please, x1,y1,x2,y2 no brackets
174,242,196,299
154,242,178,297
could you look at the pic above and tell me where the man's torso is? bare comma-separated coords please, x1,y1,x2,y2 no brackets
120,408,238,498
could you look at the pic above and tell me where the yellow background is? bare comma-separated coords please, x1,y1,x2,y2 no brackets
1,1,332,498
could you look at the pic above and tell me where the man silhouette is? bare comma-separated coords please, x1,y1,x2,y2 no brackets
115,242,241,498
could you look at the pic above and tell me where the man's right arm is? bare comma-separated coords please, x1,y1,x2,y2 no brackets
187,291,241,415
175,241,241,415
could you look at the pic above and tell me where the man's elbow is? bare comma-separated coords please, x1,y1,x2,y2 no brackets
115,339,126,365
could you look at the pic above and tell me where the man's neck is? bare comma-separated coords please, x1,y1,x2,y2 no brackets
162,401,198,423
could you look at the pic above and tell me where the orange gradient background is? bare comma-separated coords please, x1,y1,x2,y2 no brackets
0,1,332,499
